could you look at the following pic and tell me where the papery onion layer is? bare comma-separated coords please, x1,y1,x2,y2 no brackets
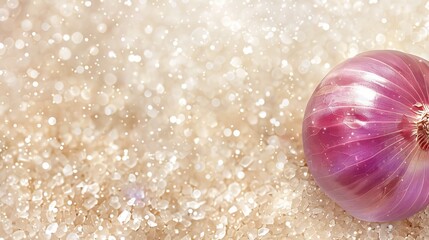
302,50,429,222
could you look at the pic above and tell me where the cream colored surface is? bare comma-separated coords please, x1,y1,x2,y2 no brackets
0,0,428,239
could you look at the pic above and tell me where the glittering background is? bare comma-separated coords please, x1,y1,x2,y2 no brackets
0,0,428,239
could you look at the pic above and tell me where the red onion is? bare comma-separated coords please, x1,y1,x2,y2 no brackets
303,50,429,222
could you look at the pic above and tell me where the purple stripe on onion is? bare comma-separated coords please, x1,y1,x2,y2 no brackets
302,50,429,222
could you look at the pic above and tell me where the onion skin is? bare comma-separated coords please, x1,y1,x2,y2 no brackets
303,50,429,222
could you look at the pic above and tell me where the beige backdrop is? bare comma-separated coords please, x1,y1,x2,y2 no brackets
0,0,427,239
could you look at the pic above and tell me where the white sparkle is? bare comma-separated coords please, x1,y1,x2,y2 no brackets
59,47,72,60
48,117,57,126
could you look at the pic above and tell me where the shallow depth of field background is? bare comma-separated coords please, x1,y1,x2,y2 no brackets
0,0,428,239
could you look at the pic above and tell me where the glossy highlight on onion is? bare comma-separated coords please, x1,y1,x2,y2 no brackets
302,50,429,222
